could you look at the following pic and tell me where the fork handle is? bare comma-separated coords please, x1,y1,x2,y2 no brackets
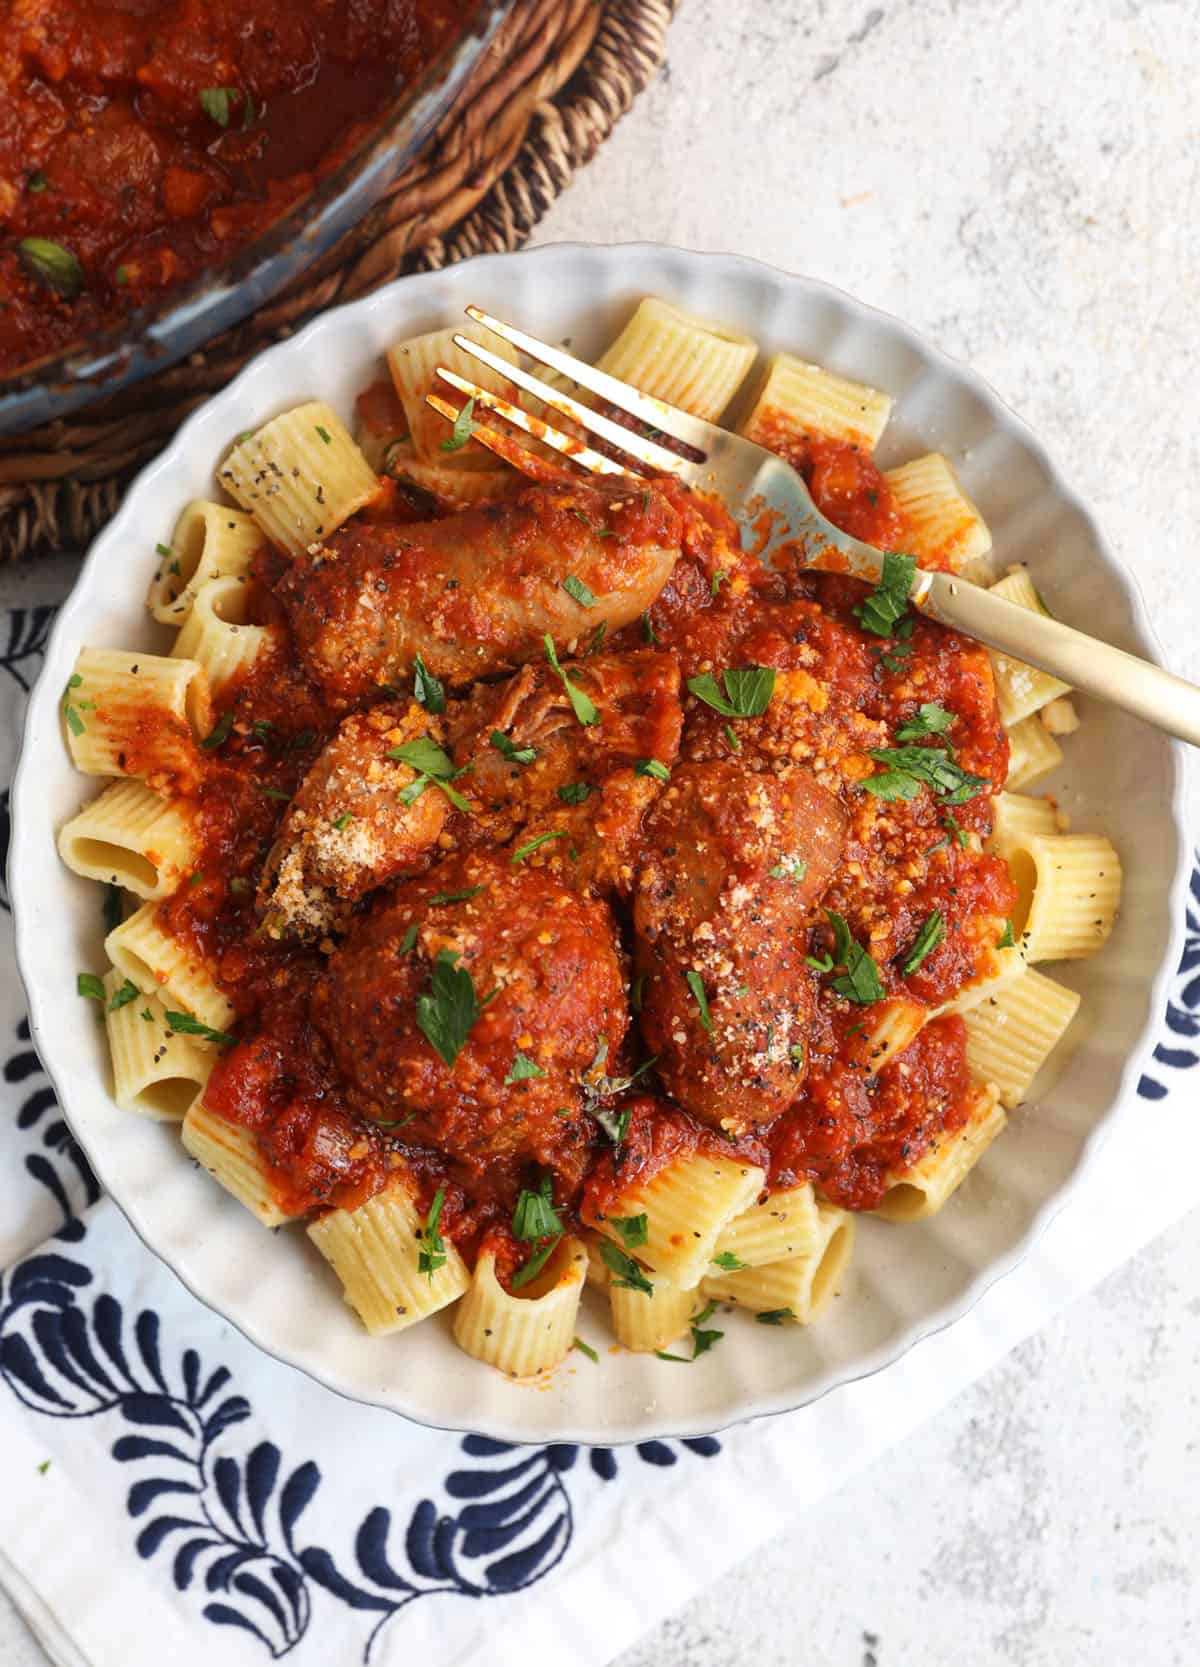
918,571,1200,747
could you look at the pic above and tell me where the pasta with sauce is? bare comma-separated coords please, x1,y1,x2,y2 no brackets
57,298,1121,1377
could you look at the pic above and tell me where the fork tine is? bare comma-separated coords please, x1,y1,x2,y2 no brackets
451,332,688,478
464,303,718,455
429,373,629,478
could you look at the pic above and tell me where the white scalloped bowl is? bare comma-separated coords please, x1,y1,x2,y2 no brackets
10,245,1186,1443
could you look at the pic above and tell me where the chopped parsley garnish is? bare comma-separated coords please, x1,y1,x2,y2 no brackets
398,924,419,955
164,1011,235,1047
854,551,916,636
630,972,646,1013
940,808,969,850
391,738,473,813
588,621,608,655
896,701,955,741
505,1052,545,1085
685,970,714,1033
572,1335,599,1363
62,672,87,736
155,543,173,560
198,87,242,127
77,972,105,1003
655,1300,724,1362
563,574,598,608
331,812,354,832
440,395,476,453
201,711,234,750
315,424,332,446
710,569,728,597
599,1239,653,1295
755,1308,795,1325
429,885,486,906
544,635,599,726
140,1008,154,1022
107,979,140,1012
511,1234,563,1291
789,1042,806,1063
27,170,48,193
607,1213,649,1250
901,910,945,976
997,919,1016,949
413,655,446,714
724,723,741,752
416,949,482,1067
594,1104,632,1147
864,746,988,806
557,781,594,805
686,665,776,719
635,758,671,781
810,912,886,1005
19,237,82,299
711,1251,748,1272
641,612,658,644
769,857,809,882
511,829,569,863
512,1173,562,1240
417,1185,447,1279
490,730,536,765
257,784,291,802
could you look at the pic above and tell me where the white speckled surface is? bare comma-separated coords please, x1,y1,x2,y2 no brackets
2,1,1198,1662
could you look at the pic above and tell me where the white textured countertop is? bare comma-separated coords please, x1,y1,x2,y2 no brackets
3,2,1198,1664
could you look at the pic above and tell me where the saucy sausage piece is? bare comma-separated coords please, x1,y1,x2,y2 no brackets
258,700,447,938
276,479,681,707
634,760,848,1134
447,648,683,891
311,852,628,1188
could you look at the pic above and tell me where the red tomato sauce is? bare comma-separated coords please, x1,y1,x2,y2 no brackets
0,0,471,376
151,406,1016,1247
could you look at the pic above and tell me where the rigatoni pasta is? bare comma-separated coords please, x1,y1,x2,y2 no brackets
57,296,1121,1380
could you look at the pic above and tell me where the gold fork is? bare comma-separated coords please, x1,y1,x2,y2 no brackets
428,305,1200,747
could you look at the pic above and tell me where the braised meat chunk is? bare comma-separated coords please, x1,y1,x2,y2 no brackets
635,760,848,1134
310,852,628,1190
277,478,682,708
258,700,449,938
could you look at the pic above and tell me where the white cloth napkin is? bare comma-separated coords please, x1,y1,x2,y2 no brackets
2,558,1197,1667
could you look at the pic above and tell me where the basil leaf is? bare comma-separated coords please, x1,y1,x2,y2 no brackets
635,758,670,781
77,972,105,1003
107,979,140,1012
19,237,82,299
544,636,599,726
413,655,446,714
901,909,945,976
201,710,234,750
599,1239,653,1295
199,87,237,127
557,781,593,805
415,949,481,1067
854,551,916,636
490,730,536,765
388,737,458,779
862,769,923,803
865,746,988,806
398,924,419,955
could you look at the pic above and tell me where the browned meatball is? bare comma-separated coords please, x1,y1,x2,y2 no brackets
277,479,681,708
634,761,848,1134
311,851,627,1183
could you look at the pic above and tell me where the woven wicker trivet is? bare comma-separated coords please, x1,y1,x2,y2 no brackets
0,0,676,562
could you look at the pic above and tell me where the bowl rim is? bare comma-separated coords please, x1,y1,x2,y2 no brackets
10,241,1189,1443
0,0,512,423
